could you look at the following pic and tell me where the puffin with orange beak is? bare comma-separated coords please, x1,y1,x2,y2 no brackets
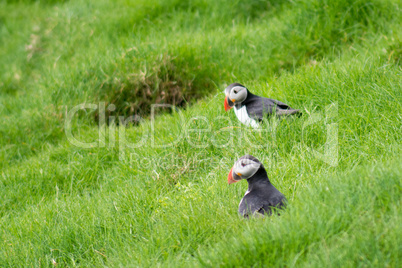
228,155,287,217
224,83,301,128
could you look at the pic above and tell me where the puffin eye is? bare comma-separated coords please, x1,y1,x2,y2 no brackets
233,90,238,94
241,162,246,167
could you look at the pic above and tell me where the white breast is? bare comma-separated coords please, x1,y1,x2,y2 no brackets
239,189,251,208
234,105,259,129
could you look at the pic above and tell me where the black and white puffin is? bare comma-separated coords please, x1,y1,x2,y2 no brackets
224,83,301,128
228,155,287,217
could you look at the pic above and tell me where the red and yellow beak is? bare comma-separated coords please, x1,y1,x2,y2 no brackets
224,96,233,112
228,167,238,184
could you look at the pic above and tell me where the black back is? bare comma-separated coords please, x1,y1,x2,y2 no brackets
238,163,287,217
240,90,301,121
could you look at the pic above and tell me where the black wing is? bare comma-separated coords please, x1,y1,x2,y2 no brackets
243,93,301,121
257,197,287,216
239,191,287,218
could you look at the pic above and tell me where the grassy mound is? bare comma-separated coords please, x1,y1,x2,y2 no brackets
0,0,401,266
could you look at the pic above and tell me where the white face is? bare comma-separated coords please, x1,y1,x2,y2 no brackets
232,158,261,180
228,86,248,104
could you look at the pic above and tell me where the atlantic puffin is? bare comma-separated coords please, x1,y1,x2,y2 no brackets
228,155,287,217
224,83,301,128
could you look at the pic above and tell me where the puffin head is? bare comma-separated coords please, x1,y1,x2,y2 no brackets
224,83,248,111
228,155,262,184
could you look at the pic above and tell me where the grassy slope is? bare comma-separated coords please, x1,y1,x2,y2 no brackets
0,0,401,267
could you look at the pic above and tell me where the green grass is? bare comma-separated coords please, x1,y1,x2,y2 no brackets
0,0,401,266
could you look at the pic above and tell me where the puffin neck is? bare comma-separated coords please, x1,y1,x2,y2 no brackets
235,90,254,108
246,166,271,190
242,90,258,104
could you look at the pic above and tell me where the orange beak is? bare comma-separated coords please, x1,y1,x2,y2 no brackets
228,167,238,184
224,96,232,112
